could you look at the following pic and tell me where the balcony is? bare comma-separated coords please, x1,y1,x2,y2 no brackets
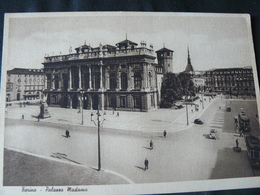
44,47,155,63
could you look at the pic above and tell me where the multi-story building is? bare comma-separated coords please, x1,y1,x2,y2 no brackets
204,67,255,96
6,68,45,102
42,39,174,111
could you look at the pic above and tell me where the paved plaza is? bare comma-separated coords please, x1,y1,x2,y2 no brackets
5,95,214,133
3,95,260,186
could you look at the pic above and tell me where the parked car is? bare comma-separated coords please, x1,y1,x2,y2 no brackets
194,118,204,124
226,106,231,112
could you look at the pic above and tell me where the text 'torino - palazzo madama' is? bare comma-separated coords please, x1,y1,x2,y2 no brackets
42,38,174,112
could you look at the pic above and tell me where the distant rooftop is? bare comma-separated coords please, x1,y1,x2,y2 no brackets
7,68,44,75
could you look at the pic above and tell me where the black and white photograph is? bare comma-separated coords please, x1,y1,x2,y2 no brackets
1,12,260,194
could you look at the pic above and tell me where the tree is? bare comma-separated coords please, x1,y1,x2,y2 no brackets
160,72,195,108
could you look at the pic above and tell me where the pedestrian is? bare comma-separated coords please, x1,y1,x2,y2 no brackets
163,130,167,138
150,140,153,149
144,158,149,171
66,130,70,138
22,114,24,119
236,139,239,148
116,112,119,117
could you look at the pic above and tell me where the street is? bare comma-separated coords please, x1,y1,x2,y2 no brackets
4,95,259,185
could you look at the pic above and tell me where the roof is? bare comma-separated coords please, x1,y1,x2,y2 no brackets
207,67,253,72
116,39,138,46
7,68,44,75
156,47,174,53
75,44,92,50
184,64,194,72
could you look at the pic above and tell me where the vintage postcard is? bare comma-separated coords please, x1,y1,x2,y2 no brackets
0,12,259,194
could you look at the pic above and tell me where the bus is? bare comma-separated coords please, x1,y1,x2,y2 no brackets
238,112,251,132
246,135,260,169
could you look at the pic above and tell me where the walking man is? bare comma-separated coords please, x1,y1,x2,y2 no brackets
163,130,167,138
150,140,153,149
236,139,239,148
66,130,70,138
144,158,149,171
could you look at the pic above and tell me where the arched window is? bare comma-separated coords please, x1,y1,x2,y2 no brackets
121,72,128,90
134,72,142,90
55,75,59,89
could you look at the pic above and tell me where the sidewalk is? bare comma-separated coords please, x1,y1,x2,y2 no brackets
3,147,130,186
5,96,215,133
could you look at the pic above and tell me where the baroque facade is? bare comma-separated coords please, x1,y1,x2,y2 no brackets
204,67,255,96
42,39,173,111
6,68,45,102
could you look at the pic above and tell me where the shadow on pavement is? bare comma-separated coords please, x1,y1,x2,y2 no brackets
135,166,145,171
51,153,81,165
143,146,152,150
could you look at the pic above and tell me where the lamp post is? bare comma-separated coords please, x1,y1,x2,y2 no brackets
185,94,189,125
201,88,204,109
80,90,86,125
91,109,106,171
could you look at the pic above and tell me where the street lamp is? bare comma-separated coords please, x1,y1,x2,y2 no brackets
91,110,106,171
184,94,189,125
201,88,204,109
80,90,87,125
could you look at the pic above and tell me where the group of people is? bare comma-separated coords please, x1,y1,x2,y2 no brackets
144,130,167,171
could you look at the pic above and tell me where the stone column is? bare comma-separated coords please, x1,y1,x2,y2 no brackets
128,65,133,90
51,70,55,89
142,63,146,89
59,71,62,90
118,65,121,90
89,66,92,89
69,67,72,90
69,95,72,109
78,65,82,90
90,95,93,110
82,68,85,90
105,67,110,89
100,65,103,89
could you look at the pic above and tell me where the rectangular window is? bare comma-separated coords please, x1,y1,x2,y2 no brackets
120,96,126,108
134,96,141,108
151,95,154,107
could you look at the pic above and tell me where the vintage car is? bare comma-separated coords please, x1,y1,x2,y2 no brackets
194,118,204,125
226,106,231,112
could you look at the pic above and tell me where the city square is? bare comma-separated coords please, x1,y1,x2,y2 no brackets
3,94,260,185
2,13,260,194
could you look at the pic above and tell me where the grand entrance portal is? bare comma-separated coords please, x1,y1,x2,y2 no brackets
93,95,99,110
72,94,78,109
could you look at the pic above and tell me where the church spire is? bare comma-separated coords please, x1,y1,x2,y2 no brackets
184,46,194,73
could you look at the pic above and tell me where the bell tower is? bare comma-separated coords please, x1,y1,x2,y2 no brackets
156,46,174,74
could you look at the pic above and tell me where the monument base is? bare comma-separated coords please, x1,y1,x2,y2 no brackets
38,102,51,119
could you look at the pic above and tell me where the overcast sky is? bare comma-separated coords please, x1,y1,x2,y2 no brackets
4,12,255,73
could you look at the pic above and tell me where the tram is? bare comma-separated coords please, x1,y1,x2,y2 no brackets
238,112,251,132
245,135,260,169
